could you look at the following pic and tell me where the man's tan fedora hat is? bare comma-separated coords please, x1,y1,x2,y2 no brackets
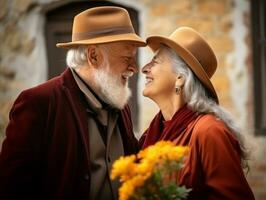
56,6,146,48
146,26,219,103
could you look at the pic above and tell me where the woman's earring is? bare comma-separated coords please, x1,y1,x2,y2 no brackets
175,82,182,95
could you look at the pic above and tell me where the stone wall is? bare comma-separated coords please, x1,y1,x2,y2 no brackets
0,0,49,139
0,0,266,198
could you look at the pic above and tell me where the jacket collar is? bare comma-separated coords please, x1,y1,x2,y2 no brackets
70,68,102,112
60,68,137,155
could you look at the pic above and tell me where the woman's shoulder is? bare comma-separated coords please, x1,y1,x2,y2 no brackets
194,114,228,131
191,114,238,145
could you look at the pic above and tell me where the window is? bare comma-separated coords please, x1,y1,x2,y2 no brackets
251,0,266,135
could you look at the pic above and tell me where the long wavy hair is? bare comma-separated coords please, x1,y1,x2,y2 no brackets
160,45,249,170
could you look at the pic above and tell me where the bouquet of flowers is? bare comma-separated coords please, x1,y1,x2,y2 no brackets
111,141,191,200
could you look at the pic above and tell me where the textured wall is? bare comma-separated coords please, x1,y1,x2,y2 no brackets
0,0,49,136
113,0,266,198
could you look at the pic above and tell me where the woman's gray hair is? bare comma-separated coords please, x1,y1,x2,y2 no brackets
160,45,249,170
66,44,110,68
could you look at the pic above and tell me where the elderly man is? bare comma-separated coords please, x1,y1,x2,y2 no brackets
0,6,145,200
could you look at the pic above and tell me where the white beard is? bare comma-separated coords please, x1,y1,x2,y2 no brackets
93,66,132,109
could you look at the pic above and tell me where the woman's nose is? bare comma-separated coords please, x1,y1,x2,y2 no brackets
141,63,151,74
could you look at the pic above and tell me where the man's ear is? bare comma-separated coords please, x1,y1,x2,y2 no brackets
86,45,98,67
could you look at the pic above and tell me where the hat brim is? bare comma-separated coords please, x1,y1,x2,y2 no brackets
56,33,146,48
147,36,219,104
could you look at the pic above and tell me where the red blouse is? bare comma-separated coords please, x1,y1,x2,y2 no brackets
140,111,255,200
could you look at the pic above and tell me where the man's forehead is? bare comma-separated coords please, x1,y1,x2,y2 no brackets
107,42,137,56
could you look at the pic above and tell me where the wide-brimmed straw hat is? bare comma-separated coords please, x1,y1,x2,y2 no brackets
56,6,146,48
146,27,219,103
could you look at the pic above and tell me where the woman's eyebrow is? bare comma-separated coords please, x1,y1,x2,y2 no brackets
152,55,158,61
153,54,162,62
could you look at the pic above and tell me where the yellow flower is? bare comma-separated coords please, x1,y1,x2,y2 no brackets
111,155,136,181
119,179,135,200
138,144,160,161
139,141,189,163
166,146,190,161
111,140,191,200
119,175,148,200
135,159,154,177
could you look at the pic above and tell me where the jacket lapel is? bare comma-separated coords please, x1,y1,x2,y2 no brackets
60,68,90,166
118,105,139,155
59,68,138,160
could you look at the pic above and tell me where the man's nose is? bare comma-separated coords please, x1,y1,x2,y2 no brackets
128,59,138,73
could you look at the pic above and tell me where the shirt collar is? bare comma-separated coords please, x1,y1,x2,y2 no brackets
70,67,120,114
70,67,104,112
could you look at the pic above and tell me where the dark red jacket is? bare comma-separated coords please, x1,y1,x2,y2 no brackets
0,68,139,200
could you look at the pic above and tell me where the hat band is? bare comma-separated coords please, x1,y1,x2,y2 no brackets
72,26,135,41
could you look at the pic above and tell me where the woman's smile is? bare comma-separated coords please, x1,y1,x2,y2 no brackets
145,76,153,86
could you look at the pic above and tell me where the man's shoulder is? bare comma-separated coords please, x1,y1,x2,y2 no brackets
14,70,72,108
20,75,62,99
21,67,73,93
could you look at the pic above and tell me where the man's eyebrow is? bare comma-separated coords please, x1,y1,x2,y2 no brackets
122,56,133,59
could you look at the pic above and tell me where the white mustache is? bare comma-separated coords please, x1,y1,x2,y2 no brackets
122,71,134,78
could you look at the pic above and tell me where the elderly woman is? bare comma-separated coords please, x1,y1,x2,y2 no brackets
139,27,255,200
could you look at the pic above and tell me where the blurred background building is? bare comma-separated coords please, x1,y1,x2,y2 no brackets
0,0,265,198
